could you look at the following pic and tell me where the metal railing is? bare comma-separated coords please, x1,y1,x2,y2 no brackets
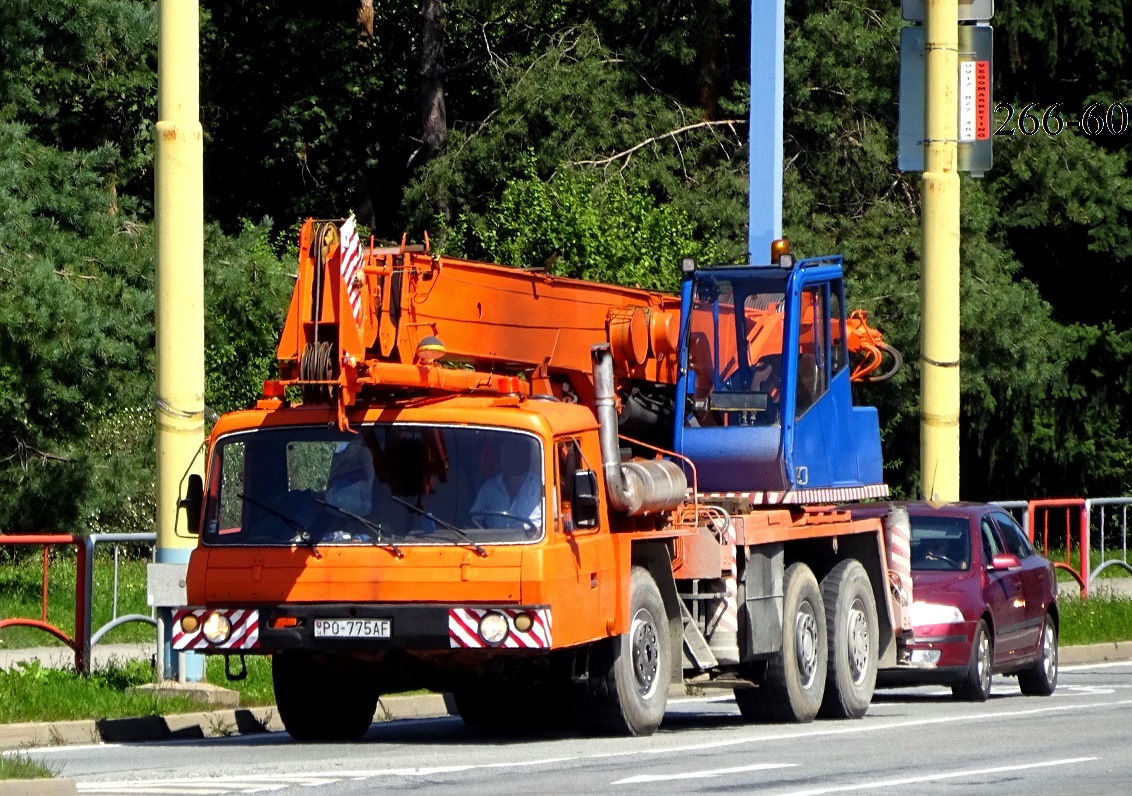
994,496,1132,598
0,532,156,673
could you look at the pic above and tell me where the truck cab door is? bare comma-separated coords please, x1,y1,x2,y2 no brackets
783,266,878,490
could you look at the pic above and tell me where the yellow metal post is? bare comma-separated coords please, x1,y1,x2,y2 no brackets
920,0,961,502
154,0,204,678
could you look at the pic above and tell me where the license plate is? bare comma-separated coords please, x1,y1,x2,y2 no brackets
313,618,391,639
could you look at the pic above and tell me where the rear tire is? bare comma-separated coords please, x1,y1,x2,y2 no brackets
736,563,827,723
574,566,670,736
818,559,879,719
273,652,378,741
1018,614,1058,696
952,620,992,702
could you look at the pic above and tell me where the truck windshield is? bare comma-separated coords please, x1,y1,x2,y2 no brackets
202,424,545,547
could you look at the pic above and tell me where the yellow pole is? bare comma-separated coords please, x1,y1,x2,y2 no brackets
920,0,961,502
154,0,204,679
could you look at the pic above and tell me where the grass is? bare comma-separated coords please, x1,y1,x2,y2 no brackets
0,658,200,724
0,547,152,648
0,752,55,780
206,655,275,706
0,655,276,724
1058,596,1132,647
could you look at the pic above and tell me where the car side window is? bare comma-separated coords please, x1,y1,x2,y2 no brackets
993,513,1035,559
980,519,1003,567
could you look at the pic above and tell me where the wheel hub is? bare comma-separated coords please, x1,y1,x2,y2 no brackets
631,608,660,698
794,602,818,688
846,599,870,685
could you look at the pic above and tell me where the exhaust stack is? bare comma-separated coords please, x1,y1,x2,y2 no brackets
591,344,687,515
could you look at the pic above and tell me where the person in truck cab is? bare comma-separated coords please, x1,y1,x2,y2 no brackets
468,434,543,536
319,437,380,542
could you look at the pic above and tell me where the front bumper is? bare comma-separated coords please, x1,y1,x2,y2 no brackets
172,604,552,652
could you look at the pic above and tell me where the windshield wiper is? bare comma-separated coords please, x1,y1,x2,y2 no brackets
237,492,322,559
389,494,488,557
313,497,404,558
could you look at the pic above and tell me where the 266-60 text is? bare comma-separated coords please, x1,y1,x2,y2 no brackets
994,102,1130,137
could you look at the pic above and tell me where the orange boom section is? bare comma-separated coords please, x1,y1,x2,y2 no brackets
275,219,682,420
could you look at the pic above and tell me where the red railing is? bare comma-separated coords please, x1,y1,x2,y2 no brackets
1027,498,1089,599
0,534,90,672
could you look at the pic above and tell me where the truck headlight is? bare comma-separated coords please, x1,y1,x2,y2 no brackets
910,602,964,626
202,612,232,644
478,612,509,645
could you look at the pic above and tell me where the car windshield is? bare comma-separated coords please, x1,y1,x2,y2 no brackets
202,424,545,547
910,516,971,572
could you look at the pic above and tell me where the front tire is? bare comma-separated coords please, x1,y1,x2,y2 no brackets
273,652,378,741
575,566,670,736
952,620,992,702
736,563,827,723
818,559,879,719
1018,614,1058,696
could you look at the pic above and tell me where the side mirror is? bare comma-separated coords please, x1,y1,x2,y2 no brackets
990,552,1021,571
179,473,204,536
571,469,600,529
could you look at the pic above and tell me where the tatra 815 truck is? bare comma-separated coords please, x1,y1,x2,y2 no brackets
173,217,910,739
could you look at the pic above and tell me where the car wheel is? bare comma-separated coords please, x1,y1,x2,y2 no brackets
952,620,992,702
1017,613,1058,696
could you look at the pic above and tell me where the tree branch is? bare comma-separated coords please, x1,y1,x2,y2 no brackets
571,119,745,168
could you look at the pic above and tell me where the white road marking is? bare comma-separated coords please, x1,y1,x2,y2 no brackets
1061,660,1132,671
593,697,1132,759
614,762,797,784
3,743,122,756
775,756,1097,795
77,759,576,794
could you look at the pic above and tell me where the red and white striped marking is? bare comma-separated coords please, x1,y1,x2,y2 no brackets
699,483,890,506
339,216,364,332
172,608,260,651
448,607,552,649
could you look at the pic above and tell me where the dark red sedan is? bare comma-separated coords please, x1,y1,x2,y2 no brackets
866,502,1059,700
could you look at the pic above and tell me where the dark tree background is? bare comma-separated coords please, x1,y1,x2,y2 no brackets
0,0,1129,532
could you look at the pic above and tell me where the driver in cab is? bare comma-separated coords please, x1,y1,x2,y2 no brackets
469,434,543,535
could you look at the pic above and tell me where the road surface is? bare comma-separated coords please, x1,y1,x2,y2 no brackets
15,660,1132,795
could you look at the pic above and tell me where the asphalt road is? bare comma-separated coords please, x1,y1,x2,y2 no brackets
18,660,1132,795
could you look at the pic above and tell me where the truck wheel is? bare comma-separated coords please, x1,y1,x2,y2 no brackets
735,562,826,723
575,566,670,736
273,652,378,741
818,559,878,719
952,620,992,702
1017,613,1058,696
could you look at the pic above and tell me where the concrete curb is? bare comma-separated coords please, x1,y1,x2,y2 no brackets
0,780,78,795
3,644,1132,754
1059,640,1132,665
0,694,451,752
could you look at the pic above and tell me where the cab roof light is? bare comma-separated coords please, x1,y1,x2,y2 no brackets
681,256,697,274
771,238,794,269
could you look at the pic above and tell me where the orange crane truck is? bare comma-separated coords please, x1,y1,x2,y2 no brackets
173,217,909,739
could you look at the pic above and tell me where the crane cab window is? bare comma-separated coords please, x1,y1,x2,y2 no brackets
796,286,830,419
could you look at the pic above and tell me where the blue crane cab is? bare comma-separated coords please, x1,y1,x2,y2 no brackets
672,253,885,497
